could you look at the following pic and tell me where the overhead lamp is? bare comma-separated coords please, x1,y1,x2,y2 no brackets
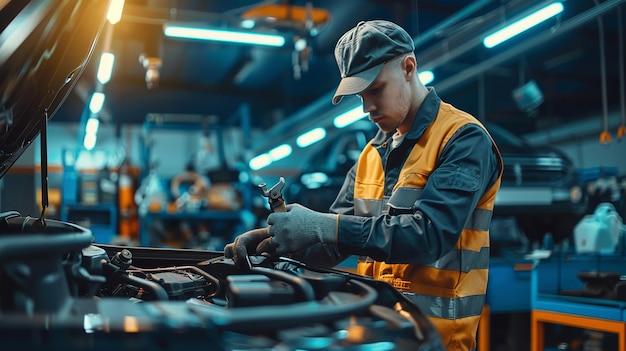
301,172,329,189
249,153,272,171
268,144,292,161
97,52,115,84
334,106,368,129
483,2,564,48
83,117,99,150
163,24,286,47
240,19,255,29
418,70,435,85
83,133,97,150
85,117,100,135
106,0,125,25
296,127,326,148
89,92,105,114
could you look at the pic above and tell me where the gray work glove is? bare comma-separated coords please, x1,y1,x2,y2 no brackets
259,203,339,257
223,227,271,268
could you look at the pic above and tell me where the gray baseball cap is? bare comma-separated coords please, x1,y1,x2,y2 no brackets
332,20,415,105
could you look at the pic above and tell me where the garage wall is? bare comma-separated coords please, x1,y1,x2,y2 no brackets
559,139,625,172
524,111,626,175
27,116,626,183
34,122,254,179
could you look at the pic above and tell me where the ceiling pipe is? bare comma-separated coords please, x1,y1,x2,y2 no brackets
121,4,224,25
252,0,626,157
248,0,494,154
524,110,623,145
435,0,626,93
412,0,493,49
416,0,554,70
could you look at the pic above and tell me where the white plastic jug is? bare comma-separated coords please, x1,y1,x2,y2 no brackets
573,203,624,254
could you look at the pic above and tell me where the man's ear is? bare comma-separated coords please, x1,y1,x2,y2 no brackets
402,55,417,80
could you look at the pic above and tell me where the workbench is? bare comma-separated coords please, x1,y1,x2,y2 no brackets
478,256,546,351
530,253,626,351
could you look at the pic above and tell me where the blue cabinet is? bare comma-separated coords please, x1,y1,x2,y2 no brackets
61,203,117,244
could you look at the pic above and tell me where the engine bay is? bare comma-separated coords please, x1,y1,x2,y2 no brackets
0,211,443,350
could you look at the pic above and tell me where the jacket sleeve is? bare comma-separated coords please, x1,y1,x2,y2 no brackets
332,124,500,264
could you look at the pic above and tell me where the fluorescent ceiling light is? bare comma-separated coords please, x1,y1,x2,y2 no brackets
164,24,286,47
418,70,434,85
334,106,368,128
240,19,255,29
483,2,564,48
249,153,272,170
106,0,125,25
97,52,115,84
83,134,97,150
301,172,329,189
89,92,105,114
268,144,292,161
296,127,326,148
85,117,100,135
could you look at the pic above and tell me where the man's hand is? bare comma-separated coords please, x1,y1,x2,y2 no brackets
223,227,271,268
260,203,338,257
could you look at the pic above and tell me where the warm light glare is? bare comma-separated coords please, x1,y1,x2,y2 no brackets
86,118,100,135
89,92,105,114
97,52,115,84
106,0,125,24
334,106,368,128
268,144,292,161
164,25,286,47
483,2,564,48
123,316,140,333
296,127,326,148
418,70,434,85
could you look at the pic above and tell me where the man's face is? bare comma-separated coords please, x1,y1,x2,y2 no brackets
358,56,413,134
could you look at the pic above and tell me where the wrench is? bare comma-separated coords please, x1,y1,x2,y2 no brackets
258,176,287,212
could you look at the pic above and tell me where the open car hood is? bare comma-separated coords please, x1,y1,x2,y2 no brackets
0,0,109,178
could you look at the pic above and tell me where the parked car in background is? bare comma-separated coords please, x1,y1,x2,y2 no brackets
286,121,587,252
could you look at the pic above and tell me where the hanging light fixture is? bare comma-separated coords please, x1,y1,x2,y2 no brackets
483,2,564,48
163,24,286,47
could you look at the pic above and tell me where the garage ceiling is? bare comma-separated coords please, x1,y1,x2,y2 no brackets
57,0,626,151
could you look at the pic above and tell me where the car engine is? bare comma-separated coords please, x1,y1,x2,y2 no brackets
0,211,444,351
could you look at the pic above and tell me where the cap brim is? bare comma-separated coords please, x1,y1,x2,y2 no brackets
332,63,384,105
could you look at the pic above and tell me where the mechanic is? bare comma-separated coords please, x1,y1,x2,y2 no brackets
225,19,503,351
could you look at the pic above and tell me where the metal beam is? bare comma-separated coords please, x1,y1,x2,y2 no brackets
435,0,626,93
413,0,493,49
